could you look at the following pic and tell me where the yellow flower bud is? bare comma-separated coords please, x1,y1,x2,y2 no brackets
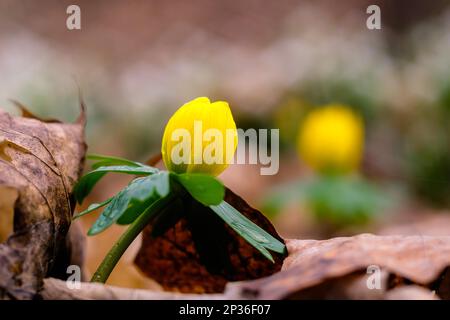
297,105,364,174
161,97,238,176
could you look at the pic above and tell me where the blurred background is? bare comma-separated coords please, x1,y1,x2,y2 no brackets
1,0,449,289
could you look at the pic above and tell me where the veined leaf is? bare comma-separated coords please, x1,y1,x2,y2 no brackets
210,201,285,261
135,188,285,293
74,165,159,204
88,171,170,235
116,196,157,225
73,197,113,220
117,171,171,225
175,173,225,206
88,154,144,169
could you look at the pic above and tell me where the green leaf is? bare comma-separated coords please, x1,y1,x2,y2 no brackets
73,198,113,220
88,171,170,235
305,175,387,226
116,196,157,225
117,171,171,225
262,180,309,217
88,154,143,169
210,201,285,262
152,171,171,197
74,165,159,204
174,173,225,205
264,176,388,226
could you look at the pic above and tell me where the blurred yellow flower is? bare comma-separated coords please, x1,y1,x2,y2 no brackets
297,105,364,174
161,97,238,176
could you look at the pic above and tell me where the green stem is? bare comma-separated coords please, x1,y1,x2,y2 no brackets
90,193,176,283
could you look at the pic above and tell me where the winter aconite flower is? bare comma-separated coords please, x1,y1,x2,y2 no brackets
161,97,238,176
73,97,285,285
297,105,364,174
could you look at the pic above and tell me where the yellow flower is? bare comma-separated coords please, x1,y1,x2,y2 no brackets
297,105,364,174
161,97,238,176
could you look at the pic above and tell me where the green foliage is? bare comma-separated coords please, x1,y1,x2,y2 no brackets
404,79,450,207
74,164,158,204
210,201,285,262
262,181,309,218
174,173,225,206
116,197,156,225
264,175,387,227
74,153,283,263
409,147,450,207
73,198,113,219
438,78,450,113
88,154,144,169
88,172,170,235
305,176,386,226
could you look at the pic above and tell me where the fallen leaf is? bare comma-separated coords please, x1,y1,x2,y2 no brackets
384,285,438,300
0,104,86,299
41,233,450,300
226,234,450,299
40,277,218,300
134,188,286,293
0,186,17,242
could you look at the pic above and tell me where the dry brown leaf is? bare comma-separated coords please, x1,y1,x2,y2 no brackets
40,233,450,300
225,234,450,299
0,104,86,299
0,186,17,243
284,271,389,300
40,278,220,300
134,188,286,293
384,285,438,300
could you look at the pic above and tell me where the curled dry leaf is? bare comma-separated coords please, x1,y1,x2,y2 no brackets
135,188,286,293
0,104,86,299
226,234,450,299
41,233,450,300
